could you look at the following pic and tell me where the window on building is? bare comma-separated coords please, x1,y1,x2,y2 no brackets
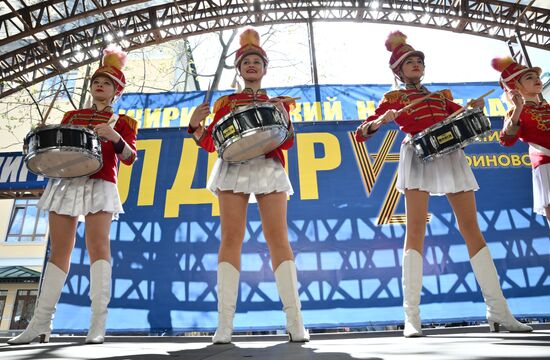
6,199,48,243
10,289,37,330
0,290,7,323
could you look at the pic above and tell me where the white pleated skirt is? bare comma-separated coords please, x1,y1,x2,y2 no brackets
532,163,550,215
207,156,293,198
38,177,123,220
396,142,479,196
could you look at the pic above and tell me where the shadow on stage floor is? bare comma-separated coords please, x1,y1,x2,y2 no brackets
1,324,549,360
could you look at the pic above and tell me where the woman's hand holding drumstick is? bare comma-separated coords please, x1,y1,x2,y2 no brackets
190,103,211,129
189,81,213,134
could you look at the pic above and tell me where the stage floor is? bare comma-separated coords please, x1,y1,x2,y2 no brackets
1,324,549,360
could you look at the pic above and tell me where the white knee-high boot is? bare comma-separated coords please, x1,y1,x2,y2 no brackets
402,249,423,338
212,262,240,344
86,259,112,344
274,260,309,342
8,262,67,345
470,247,532,332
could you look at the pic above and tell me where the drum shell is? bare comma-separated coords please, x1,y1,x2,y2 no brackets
23,125,103,178
213,103,289,162
409,108,491,161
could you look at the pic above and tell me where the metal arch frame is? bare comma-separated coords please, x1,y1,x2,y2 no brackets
0,0,548,100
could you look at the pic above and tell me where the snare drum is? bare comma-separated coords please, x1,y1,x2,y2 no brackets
23,125,103,178
212,102,289,162
408,108,491,161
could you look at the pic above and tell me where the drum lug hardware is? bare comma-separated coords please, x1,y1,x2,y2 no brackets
429,136,438,151
452,124,461,139
255,109,262,125
472,117,482,131
56,129,63,145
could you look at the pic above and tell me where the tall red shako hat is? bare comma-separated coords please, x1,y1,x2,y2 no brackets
91,44,128,98
385,31,424,78
491,57,541,90
234,28,268,67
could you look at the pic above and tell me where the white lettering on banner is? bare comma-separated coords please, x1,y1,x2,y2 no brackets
0,156,24,183
18,162,30,182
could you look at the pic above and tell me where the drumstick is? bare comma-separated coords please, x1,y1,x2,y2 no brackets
41,86,62,125
448,89,495,118
204,80,213,106
269,96,301,103
201,80,213,127
473,88,495,101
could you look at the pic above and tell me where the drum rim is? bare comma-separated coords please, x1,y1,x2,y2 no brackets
27,124,96,133
219,125,289,162
24,145,102,159
410,107,489,142
214,102,282,130
25,124,98,143
25,147,103,178
416,129,492,162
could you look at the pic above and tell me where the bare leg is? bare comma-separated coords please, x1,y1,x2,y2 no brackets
257,191,309,342
83,211,114,344
446,191,486,257
48,212,79,272
403,189,430,253
256,191,294,270
212,190,249,344
84,211,113,263
448,191,532,332
7,211,76,345
401,189,429,337
218,190,250,269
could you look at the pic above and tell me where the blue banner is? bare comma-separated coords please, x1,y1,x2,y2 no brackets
115,82,510,128
2,88,548,334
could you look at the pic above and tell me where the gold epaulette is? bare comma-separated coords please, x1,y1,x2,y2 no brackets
213,95,231,113
440,89,454,100
120,114,139,133
381,90,402,103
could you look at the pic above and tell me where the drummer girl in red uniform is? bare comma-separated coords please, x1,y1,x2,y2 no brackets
188,28,309,344
355,31,532,337
8,45,137,345
492,58,550,223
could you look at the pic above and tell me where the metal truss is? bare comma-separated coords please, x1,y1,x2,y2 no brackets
1,0,549,99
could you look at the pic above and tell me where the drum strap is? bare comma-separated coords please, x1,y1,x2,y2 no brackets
529,143,550,157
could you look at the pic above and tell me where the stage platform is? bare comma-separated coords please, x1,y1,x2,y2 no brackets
1,324,549,360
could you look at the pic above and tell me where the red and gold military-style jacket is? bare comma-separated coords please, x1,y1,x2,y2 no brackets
61,108,138,184
194,88,295,167
355,87,462,142
500,100,550,169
